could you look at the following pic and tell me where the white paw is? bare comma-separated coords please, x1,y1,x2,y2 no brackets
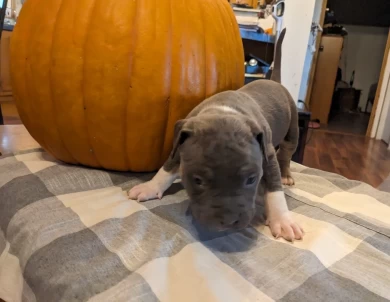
282,176,295,186
266,212,304,241
128,181,163,202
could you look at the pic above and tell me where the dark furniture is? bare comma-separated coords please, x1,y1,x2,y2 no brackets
0,106,3,125
293,109,311,164
338,88,361,111
365,83,377,113
329,87,362,120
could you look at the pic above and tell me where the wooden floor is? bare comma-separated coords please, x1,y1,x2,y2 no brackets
1,123,389,188
0,125,40,154
303,130,390,188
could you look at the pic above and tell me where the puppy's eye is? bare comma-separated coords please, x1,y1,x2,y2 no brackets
194,177,203,186
246,176,257,186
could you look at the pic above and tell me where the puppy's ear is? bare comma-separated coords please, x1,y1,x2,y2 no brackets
256,132,269,164
245,119,270,163
171,119,193,159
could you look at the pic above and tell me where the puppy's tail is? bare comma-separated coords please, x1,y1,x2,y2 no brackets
270,28,286,84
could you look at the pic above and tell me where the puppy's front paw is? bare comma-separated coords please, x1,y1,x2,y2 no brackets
266,213,304,241
282,176,295,186
128,181,163,202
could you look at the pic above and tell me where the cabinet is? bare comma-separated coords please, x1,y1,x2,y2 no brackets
309,35,344,124
0,30,17,125
0,30,12,95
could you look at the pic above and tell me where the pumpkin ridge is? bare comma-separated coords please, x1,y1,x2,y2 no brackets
216,1,229,91
201,1,217,98
39,0,72,161
16,0,48,151
49,0,79,164
225,1,245,87
81,0,103,168
158,0,173,165
25,0,51,154
217,0,233,90
123,0,141,171
200,0,207,101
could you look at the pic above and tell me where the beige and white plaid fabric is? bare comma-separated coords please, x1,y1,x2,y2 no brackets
0,149,389,302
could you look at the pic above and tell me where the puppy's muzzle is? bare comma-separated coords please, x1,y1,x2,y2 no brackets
191,205,255,232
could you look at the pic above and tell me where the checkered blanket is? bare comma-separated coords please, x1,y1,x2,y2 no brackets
1,149,390,302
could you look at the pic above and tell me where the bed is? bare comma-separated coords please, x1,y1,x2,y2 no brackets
1,149,389,302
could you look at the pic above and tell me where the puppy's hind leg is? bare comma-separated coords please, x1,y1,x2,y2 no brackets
277,108,299,186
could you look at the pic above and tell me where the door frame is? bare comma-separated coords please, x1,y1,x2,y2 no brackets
367,28,390,137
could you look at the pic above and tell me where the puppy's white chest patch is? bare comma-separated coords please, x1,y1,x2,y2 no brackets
200,105,239,115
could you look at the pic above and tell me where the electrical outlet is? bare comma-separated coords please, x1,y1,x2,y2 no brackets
5,8,12,18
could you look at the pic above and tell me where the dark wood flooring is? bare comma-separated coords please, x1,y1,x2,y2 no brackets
303,130,390,188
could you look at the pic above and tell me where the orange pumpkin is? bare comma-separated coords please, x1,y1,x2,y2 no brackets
10,0,244,171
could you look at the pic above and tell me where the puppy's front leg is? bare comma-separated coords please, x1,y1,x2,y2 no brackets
128,164,179,202
263,151,304,241
129,118,188,202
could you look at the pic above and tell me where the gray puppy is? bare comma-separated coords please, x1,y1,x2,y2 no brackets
129,29,303,241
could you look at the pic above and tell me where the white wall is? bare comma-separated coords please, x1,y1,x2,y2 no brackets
298,0,324,103
281,0,318,103
339,25,388,112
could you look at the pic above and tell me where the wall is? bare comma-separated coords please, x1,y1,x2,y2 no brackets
281,0,318,103
4,0,24,18
339,25,388,111
298,0,324,103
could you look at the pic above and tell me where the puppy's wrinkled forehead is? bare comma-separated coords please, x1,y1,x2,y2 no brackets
180,116,263,170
